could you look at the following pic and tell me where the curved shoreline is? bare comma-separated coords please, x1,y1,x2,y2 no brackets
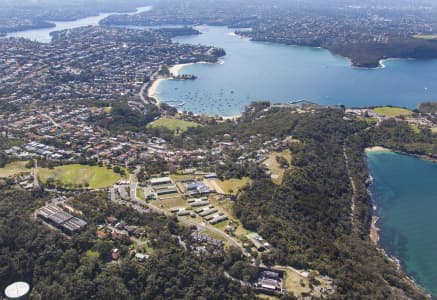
366,147,434,298
366,146,437,246
146,59,244,119
236,33,416,69
5,6,152,42
365,147,387,246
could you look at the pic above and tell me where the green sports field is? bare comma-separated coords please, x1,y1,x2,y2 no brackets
38,164,123,189
373,107,413,117
147,117,199,134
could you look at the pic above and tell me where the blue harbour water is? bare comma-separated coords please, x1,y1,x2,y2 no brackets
5,6,152,43
367,150,437,297
153,26,437,116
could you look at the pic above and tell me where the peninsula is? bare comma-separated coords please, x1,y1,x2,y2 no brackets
101,0,437,68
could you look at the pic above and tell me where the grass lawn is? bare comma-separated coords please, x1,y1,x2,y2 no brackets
170,174,196,181
0,161,30,178
207,177,250,195
263,149,292,185
136,188,145,200
373,107,413,117
209,196,250,236
257,294,280,300
38,164,123,189
150,197,187,210
274,267,310,295
103,106,112,114
86,250,100,259
413,34,437,40
213,219,230,230
147,117,199,135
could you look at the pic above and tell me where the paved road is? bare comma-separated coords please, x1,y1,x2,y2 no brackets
138,68,161,107
32,159,39,188
109,187,116,202
129,174,137,201
343,142,356,226
178,217,247,255
224,271,251,287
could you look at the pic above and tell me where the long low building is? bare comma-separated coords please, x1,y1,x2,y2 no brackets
199,208,218,217
156,187,178,196
190,201,210,207
150,177,173,186
209,215,228,225
187,197,208,203
36,204,87,235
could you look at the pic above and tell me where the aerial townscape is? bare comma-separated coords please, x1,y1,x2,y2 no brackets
1,0,437,300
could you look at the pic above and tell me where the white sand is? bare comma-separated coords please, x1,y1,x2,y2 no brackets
365,146,390,153
147,78,165,99
169,63,193,76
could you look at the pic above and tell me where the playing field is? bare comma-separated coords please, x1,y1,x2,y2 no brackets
147,117,199,134
38,164,123,189
373,107,413,117
0,161,30,178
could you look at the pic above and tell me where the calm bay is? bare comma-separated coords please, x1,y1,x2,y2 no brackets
153,26,437,116
367,150,437,297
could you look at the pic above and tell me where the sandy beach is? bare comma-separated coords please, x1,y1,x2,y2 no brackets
169,63,193,76
148,61,236,118
147,78,165,100
147,63,194,100
146,63,192,100
365,146,390,153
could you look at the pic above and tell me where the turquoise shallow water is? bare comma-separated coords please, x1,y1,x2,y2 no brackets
367,151,437,296
154,26,437,116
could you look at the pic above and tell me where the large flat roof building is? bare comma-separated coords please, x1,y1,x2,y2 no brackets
36,204,87,235
150,177,173,186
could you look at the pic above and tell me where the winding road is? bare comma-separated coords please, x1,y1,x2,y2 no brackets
343,142,356,227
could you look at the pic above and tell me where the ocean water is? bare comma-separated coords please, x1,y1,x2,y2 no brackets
153,26,437,116
367,150,437,296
